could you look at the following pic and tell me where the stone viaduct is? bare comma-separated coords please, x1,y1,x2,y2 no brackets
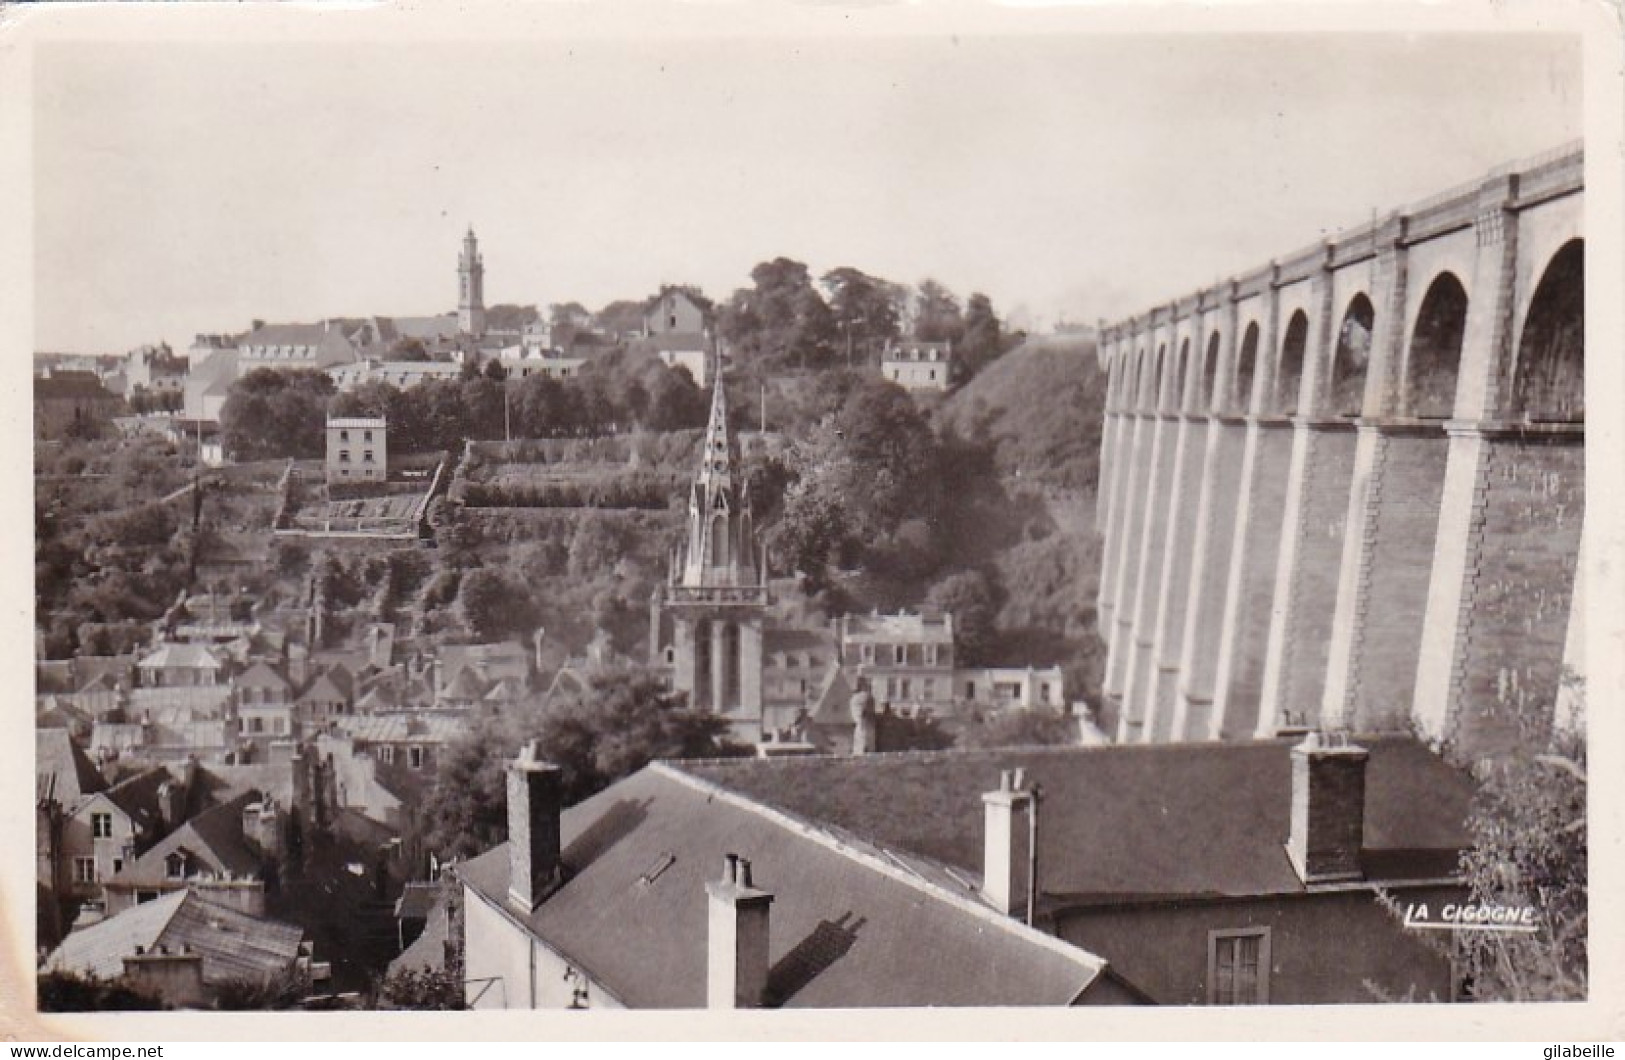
1094,143,1584,759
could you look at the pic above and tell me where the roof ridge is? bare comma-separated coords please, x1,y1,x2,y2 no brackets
650,761,1107,980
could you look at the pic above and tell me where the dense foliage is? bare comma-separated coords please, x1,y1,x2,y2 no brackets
1455,717,1588,1001
413,670,748,860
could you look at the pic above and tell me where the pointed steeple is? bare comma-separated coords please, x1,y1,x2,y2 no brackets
681,348,756,587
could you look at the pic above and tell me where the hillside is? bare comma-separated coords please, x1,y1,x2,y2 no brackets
937,333,1106,492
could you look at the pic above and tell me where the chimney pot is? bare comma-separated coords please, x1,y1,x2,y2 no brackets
983,771,1035,916
706,854,774,1009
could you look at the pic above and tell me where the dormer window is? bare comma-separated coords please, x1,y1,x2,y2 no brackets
165,851,189,880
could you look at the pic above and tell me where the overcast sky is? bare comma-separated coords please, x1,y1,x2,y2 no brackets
32,22,1581,353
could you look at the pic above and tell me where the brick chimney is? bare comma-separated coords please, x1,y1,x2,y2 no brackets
1285,731,1369,885
982,768,1034,916
506,740,563,912
706,853,774,1009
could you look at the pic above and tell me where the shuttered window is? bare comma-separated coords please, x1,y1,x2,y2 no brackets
1208,928,1271,1004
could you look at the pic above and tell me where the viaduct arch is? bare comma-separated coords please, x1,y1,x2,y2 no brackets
1094,143,1585,758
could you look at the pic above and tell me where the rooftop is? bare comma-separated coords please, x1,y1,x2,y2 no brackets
457,762,1110,1008
676,736,1475,905
44,889,304,986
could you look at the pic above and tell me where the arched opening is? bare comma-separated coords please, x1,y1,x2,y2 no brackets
709,514,729,567
1328,294,1374,417
1405,272,1469,419
1202,332,1221,411
1233,323,1260,413
1149,344,1166,406
1275,311,1309,415
1170,338,1189,409
1512,239,1584,422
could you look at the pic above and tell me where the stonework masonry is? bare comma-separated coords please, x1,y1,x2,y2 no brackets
1094,143,1585,760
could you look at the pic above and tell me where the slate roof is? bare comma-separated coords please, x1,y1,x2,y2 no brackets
395,881,442,921
36,375,118,401
99,767,175,836
336,714,466,745
678,737,1475,905
73,655,138,693
45,890,304,986
441,666,488,701
239,322,329,348
138,643,223,671
457,763,1108,1008
36,729,106,808
235,661,289,693
297,672,350,705
106,790,264,890
388,892,450,977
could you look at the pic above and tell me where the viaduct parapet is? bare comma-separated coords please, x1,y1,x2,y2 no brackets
1094,142,1584,759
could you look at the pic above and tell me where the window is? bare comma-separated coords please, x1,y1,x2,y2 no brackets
364,430,374,442
965,681,977,699
340,450,351,463
73,858,95,884
165,852,189,880
861,644,874,664
364,450,375,463
379,745,395,766
136,890,159,905
112,857,123,875
1040,682,1052,703
892,645,904,665
91,812,113,839
1207,928,1271,1004
340,430,350,442
408,746,425,770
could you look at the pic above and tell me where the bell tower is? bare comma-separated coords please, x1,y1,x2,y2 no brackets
653,351,769,738
458,226,486,337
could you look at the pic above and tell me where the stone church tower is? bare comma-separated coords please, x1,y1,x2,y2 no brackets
651,357,769,735
458,226,486,337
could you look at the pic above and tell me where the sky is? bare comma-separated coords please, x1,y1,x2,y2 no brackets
30,19,1582,354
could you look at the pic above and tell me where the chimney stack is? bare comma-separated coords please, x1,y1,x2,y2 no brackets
507,740,563,912
982,768,1034,916
706,853,774,1009
1286,731,1369,885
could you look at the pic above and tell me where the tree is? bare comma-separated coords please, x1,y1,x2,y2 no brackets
413,669,747,860
1453,700,1587,1001
220,368,335,460
373,966,465,1010
594,299,647,339
957,291,1004,380
957,707,1077,750
913,278,964,344
457,567,535,641
820,266,904,362
926,568,1002,665
390,337,431,362
37,971,167,1012
720,257,837,369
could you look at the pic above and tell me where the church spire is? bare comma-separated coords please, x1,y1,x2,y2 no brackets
680,346,755,587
